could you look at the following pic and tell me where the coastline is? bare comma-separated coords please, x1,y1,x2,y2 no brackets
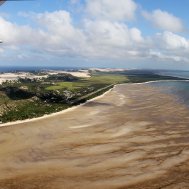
0,80,189,188
0,85,115,127
126,79,189,85
1,79,188,127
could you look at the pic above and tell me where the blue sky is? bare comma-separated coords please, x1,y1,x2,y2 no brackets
0,0,189,69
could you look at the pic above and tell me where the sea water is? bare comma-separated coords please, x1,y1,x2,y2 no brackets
149,80,189,106
158,70,189,79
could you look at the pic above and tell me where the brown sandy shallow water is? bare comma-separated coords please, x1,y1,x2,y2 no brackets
0,83,189,189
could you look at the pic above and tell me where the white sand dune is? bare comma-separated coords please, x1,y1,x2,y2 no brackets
0,70,91,84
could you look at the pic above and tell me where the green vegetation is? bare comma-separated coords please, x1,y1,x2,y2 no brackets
46,81,87,91
126,74,182,83
46,74,127,91
0,70,185,123
1,100,70,122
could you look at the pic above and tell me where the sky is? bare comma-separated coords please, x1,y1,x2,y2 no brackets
0,0,189,69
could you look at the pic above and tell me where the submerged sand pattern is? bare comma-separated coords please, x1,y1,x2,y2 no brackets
0,84,189,188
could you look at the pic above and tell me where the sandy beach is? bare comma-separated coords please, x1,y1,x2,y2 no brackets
0,83,188,189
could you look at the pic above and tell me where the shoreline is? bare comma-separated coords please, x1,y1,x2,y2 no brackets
0,79,187,127
0,80,189,188
126,79,189,85
0,86,115,127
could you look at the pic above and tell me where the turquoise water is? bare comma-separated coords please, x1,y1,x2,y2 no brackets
149,80,189,105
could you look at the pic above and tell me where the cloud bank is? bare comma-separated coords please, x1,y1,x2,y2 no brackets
0,0,189,66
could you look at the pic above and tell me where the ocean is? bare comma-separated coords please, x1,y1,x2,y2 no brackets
0,66,86,72
150,71,189,106
157,70,189,79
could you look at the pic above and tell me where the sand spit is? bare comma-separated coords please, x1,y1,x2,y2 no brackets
0,84,189,189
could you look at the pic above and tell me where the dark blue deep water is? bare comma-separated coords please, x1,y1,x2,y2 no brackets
0,66,86,73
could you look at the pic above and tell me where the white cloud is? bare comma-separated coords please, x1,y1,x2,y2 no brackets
147,31,189,63
85,0,137,21
0,8,189,64
148,50,189,62
84,20,143,46
0,10,144,59
143,9,184,32
82,19,144,58
36,11,86,49
130,28,143,42
156,31,189,49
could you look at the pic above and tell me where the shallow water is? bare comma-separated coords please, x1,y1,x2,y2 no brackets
148,80,189,107
158,70,189,79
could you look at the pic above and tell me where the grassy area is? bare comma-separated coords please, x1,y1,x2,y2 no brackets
46,74,128,91
126,74,184,83
46,81,87,91
88,74,128,84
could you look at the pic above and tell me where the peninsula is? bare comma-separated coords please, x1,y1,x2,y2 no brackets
0,69,182,123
